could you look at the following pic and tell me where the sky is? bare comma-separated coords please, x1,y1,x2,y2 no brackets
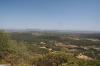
0,0,100,31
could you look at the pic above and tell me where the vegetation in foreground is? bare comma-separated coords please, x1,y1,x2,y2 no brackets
0,31,100,66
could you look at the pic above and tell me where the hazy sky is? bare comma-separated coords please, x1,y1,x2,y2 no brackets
0,0,100,31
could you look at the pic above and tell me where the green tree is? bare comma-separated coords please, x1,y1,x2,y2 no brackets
0,32,10,59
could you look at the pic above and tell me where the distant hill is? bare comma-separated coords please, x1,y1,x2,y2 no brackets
1,29,100,34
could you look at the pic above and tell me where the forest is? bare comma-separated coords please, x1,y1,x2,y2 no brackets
0,31,100,66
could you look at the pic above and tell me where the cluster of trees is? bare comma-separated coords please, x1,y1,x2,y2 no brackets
0,31,100,66
80,34,100,39
32,52,100,66
10,32,60,43
0,32,32,66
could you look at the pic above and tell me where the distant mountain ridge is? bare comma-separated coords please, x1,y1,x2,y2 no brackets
1,29,100,34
